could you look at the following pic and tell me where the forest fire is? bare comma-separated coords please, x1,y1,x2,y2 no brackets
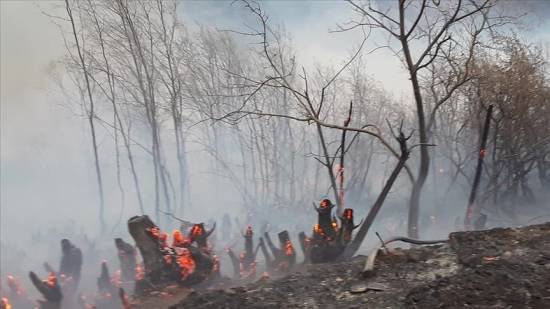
2,1,550,308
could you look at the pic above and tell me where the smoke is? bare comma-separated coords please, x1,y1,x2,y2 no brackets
1,0,550,302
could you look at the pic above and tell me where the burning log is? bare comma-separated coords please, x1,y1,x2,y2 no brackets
29,272,62,309
115,238,137,282
127,215,215,292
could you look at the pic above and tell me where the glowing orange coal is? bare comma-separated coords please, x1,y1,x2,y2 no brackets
177,249,196,280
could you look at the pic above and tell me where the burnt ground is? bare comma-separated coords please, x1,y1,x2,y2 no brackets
147,222,550,309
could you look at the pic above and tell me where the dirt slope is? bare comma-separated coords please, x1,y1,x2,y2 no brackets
170,222,550,309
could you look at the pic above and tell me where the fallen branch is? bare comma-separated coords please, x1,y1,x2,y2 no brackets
362,236,447,276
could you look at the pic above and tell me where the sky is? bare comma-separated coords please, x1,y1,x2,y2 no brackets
1,0,549,244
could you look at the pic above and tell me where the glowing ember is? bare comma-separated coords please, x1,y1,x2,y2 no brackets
159,232,169,247
163,255,173,265
148,227,161,239
284,240,294,256
45,273,57,287
1,297,12,309
172,230,188,247
483,256,500,262
135,264,144,281
344,208,353,220
177,248,196,280
190,224,204,238
212,255,220,274
313,224,328,239
111,270,121,287
6,275,25,296
331,220,338,231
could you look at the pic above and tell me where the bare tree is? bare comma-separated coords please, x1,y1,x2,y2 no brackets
65,0,106,231
346,0,505,236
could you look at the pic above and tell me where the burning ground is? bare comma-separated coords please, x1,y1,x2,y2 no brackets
170,222,550,309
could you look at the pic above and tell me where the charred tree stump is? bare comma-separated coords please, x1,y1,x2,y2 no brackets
226,248,241,279
29,272,62,309
306,200,349,263
94,262,121,309
115,238,137,282
258,237,274,270
298,232,311,264
127,215,215,292
128,215,167,285
97,262,115,295
338,208,361,247
465,104,494,229
262,231,297,272
58,239,82,294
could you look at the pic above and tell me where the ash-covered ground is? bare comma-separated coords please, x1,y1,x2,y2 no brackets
166,222,550,309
